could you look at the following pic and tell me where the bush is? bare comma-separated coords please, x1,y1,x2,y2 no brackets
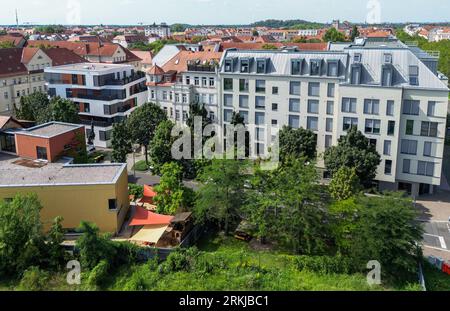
86,260,109,289
133,160,149,172
128,184,144,198
17,266,50,291
295,255,353,274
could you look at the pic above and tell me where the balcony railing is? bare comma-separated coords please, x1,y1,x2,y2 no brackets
187,64,216,72
79,119,113,128
70,93,125,101
101,72,146,86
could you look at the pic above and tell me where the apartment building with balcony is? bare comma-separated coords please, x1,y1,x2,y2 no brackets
145,23,171,39
45,63,148,148
218,37,449,196
146,51,222,124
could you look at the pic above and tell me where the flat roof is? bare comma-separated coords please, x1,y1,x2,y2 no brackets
45,62,133,74
0,154,126,187
16,122,82,139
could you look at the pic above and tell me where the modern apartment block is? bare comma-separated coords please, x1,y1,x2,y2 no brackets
146,51,222,124
45,63,148,148
217,38,449,196
145,23,171,38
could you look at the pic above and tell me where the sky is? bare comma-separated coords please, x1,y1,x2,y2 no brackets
0,0,449,25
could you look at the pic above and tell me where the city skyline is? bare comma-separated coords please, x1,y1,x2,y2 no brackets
0,0,449,26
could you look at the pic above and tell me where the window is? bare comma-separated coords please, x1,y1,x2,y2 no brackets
224,58,233,72
342,97,357,113
256,127,265,141
423,141,433,157
289,99,300,112
383,140,391,156
354,53,362,63
239,79,249,92
327,61,338,76
36,146,48,160
409,65,419,86
239,95,249,108
108,199,117,211
256,59,267,74
325,135,332,149
403,159,411,174
290,81,300,95
255,143,265,156
420,121,438,138
310,59,321,76
307,117,318,131
291,59,302,75
223,109,233,122
307,100,319,114
385,160,392,175
255,80,266,93
182,94,187,103
403,100,420,115
240,58,250,73
162,91,168,100
427,101,436,117
327,101,334,115
363,99,379,115
350,64,361,85
326,118,333,132
239,111,249,124
417,161,434,177
224,78,233,90
272,103,278,111
364,119,381,134
406,120,414,135
255,96,265,109
194,77,199,86
289,115,300,128
384,53,392,64
272,86,278,94
401,139,418,155
224,94,233,107
327,83,335,97
308,82,320,97
83,103,90,113
209,77,215,87
186,76,190,84
4,91,8,99
209,111,215,121
381,66,393,86
255,112,265,125
271,119,278,126
99,130,111,141
182,111,188,121
387,121,395,135
386,100,394,116
343,117,358,131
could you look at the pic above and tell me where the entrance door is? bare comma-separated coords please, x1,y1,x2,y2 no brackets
419,183,431,195
36,146,48,160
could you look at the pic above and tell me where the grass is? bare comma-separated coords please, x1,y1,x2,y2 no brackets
132,160,149,172
423,262,450,291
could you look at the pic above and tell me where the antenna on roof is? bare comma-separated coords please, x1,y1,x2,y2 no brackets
15,9,19,29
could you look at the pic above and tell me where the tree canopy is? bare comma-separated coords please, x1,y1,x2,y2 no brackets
111,121,132,163
279,126,317,163
323,28,347,42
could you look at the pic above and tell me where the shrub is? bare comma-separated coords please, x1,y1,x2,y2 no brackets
86,260,110,289
133,160,149,172
17,266,50,291
295,255,353,274
128,184,144,198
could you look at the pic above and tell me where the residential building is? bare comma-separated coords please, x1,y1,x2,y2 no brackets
217,37,449,196
45,63,148,148
145,23,171,38
428,27,450,42
130,50,153,72
0,33,26,47
0,47,85,116
112,34,148,49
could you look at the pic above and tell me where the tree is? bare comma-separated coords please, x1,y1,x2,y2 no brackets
127,102,167,165
45,216,66,270
15,92,50,122
49,97,80,123
154,162,195,215
149,120,176,175
191,36,207,44
171,24,187,33
324,127,381,188
329,166,361,201
279,126,317,163
261,44,278,50
328,198,361,253
351,25,360,41
111,121,132,163
0,41,15,49
323,28,347,42
0,193,44,276
252,29,259,37
195,159,249,234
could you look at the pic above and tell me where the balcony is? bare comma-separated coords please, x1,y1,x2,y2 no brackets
102,72,146,86
79,118,113,128
187,64,217,72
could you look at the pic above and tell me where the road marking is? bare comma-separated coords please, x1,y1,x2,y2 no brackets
438,236,447,249
423,245,450,253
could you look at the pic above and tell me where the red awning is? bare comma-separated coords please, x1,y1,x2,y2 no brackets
144,185,157,198
129,206,174,226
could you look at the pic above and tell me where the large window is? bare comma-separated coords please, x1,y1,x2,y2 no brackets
255,112,265,125
387,121,395,135
223,109,233,122
289,98,300,112
310,59,321,76
307,100,319,114
364,119,381,134
409,65,419,86
240,58,250,73
239,95,249,108
420,121,438,137
224,59,233,72
403,100,420,115
239,79,249,92
342,97,357,113
427,101,436,117
383,140,391,156
417,161,434,177
224,94,233,107
255,80,266,93
256,59,267,74
401,139,418,155
327,61,339,77
386,100,394,116
290,81,301,95
363,99,380,115
223,78,233,90
307,117,318,131
255,96,266,109
343,117,358,131
308,82,320,97
291,59,302,75
289,115,300,128
406,120,414,135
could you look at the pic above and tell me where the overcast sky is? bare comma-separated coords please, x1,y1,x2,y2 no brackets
0,0,449,25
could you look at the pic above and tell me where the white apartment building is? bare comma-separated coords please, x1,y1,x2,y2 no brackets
45,63,148,148
145,23,171,39
428,27,450,42
217,38,449,196
146,51,222,125
298,29,320,37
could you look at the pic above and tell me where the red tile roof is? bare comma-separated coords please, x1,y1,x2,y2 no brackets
147,64,165,75
42,48,86,66
0,48,28,77
220,42,328,51
0,34,25,47
162,50,222,73
130,50,153,65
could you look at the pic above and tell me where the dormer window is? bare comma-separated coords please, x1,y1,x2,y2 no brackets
327,60,339,77
350,64,362,85
240,58,251,73
224,58,233,72
310,59,322,76
256,58,267,74
384,53,392,64
381,65,393,87
409,65,419,86
354,53,362,63
291,59,302,75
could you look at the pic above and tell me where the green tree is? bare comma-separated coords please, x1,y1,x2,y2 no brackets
323,28,347,42
0,41,15,48
279,126,317,163
111,121,132,163
351,25,360,41
324,127,381,188
329,166,361,201
149,120,176,175
0,193,44,276
15,92,50,122
17,266,50,291
328,198,361,253
195,159,249,234
127,102,167,165
154,162,195,215
49,97,80,123
45,216,66,270
171,24,188,33
261,44,278,50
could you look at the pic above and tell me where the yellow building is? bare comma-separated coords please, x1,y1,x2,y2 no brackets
0,153,129,234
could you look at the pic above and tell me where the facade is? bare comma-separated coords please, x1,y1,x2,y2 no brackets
428,27,450,42
0,47,85,115
145,23,171,38
217,38,449,196
45,63,148,148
